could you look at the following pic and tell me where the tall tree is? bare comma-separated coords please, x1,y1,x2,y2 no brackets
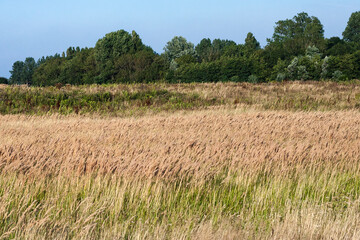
195,38,212,62
0,77,8,84
269,12,325,56
33,58,66,86
95,30,145,64
244,32,261,53
195,38,237,62
163,36,196,63
94,30,147,82
9,61,25,84
343,11,360,43
23,57,36,85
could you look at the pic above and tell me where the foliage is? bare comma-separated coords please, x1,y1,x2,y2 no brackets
267,12,325,60
95,30,145,64
332,70,346,81
33,57,66,86
343,11,360,43
9,57,38,85
244,32,261,54
195,38,237,62
8,11,360,85
9,61,25,84
163,36,197,64
0,77,8,84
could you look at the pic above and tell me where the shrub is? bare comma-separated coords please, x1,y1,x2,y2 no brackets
332,70,346,81
0,77,8,84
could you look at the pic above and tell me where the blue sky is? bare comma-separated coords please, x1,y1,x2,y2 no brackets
0,0,358,78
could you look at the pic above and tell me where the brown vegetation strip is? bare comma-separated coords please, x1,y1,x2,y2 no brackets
1,110,360,178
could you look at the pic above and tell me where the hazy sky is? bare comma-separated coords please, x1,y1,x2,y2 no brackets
0,0,358,78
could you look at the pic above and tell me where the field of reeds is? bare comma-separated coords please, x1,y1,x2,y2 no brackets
1,81,360,239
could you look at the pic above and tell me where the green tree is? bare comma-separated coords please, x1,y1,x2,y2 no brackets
9,61,25,84
23,57,36,85
269,12,325,56
163,36,196,63
195,38,212,62
113,50,164,83
325,37,353,56
244,32,260,53
33,58,66,86
0,77,8,84
95,30,145,64
211,39,237,60
195,38,237,62
58,48,97,85
343,11,360,43
94,30,147,82
305,45,321,58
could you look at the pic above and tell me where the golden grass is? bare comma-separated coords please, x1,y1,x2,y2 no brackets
1,109,360,178
1,86,360,239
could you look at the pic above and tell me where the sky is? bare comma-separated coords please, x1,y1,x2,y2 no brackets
0,0,358,78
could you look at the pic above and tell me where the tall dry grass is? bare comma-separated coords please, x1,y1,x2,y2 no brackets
1,110,360,178
1,109,360,239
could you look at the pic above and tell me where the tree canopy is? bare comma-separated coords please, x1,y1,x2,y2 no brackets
163,36,196,62
343,11,360,43
269,12,325,57
0,77,8,84
8,11,360,86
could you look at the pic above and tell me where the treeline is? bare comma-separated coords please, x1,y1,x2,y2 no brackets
4,11,360,86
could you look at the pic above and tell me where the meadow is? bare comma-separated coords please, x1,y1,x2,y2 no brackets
1,81,360,239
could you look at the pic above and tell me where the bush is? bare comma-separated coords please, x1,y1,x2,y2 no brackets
248,75,259,83
0,77,8,84
332,70,347,81
276,73,287,82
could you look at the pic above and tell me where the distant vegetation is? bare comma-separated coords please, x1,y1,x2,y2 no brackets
1,81,360,115
6,11,360,86
0,77,8,84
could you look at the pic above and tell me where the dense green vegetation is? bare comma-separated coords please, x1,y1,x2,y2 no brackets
0,77,8,84
5,11,360,86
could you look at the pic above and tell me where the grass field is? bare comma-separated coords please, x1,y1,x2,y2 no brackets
1,82,360,239
1,80,360,116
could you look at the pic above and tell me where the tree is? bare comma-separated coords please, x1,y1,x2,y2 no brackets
163,36,196,63
9,61,25,84
113,50,164,83
0,77,8,84
195,38,212,62
343,11,360,43
59,48,97,85
95,30,145,64
23,57,36,85
195,38,237,62
94,30,147,82
9,58,37,85
33,58,66,86
269,12,325,56
306,45,321,58
244,32,260,52
325,37,353,56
